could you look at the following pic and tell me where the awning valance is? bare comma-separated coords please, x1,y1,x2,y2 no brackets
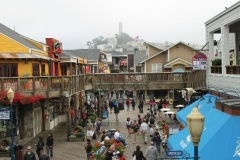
0,53,50,60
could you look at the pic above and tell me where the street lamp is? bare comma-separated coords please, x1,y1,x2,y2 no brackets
187,107,205,160
7,88,15,160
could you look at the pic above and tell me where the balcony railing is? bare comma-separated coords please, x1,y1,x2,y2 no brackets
211,66,222,74
226,65,240,75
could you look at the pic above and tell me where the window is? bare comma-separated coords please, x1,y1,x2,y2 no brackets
32,63,39,76
0,64,18,77
41,64,45,74
151,64,162,73
61,65,68,75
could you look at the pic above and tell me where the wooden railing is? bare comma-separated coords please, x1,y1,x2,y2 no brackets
211,66,222,74
226,65,240,75
0,71,206,97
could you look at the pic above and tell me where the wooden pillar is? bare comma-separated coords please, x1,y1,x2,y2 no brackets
66,97,71,141
98,90,102,119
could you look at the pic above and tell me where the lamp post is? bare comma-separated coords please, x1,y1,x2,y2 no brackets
187,107,205,160
7,88,15,160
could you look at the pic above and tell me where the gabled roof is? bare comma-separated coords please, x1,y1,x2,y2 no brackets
143,42,163,51
61,50,78,58
19,34,48,47
140,41,201,63
0,23,41,51
63,49,100,60
163,57,192,68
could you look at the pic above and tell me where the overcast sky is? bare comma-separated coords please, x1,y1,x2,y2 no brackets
1,0,239,49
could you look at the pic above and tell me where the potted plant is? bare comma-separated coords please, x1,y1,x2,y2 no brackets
211,58,222,66
0,139,11,157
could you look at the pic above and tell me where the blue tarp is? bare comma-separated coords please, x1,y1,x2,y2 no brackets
176,94,219,127
168,108,240,160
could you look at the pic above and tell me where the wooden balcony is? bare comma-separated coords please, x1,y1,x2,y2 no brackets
0,71,206,97
226,65,240,75
211,66,222,74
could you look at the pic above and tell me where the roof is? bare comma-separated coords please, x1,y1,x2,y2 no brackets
140,41,202,63
205,1,240,25
163,57,192,68
102,50,134,56
0,53,50,60
135,50,147,65
143,42,163,51
61,50,78,58
0,23,42,50
63,49,100,60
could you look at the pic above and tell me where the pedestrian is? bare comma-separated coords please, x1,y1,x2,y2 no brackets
70,107,75,126
152,128,161,153
140,119,148,145
149,124,155,139
132,145,146,160
145,142,158,160
137,115,142,134
149,117,155,126
116,90,119,99
126,98,130,111
157,100,163,117
84,139,92,159
109,99,114,114
81,109,87,127
131,99,136,111
86,119,94,140
117,152,126,160
46,133,53,157
153,107,157,117
114,129,128,147
39,150,49,160
132,120,139,144
149,99,153,110
153,99,156,108
114,104,119,121
35,136,44,158
94,118,102,140
163,98,167,108
24,146,36,160
126,117,132,136
138,100,143,113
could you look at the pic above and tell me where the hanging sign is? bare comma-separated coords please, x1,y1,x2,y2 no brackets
192,53,207,70
0,108,10,120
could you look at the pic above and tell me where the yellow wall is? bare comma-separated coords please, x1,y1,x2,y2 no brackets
0,33,29,53
25,39,44,50
1,60,49,76
31,50,48,57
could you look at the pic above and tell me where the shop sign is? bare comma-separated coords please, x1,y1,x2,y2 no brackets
84,58,87,64
0,108,10,120
53,41,62,54
78,58,84,64
192,53,207,70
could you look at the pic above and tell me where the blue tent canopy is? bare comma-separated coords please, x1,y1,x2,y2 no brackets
169,108,240,159
176,94,219,127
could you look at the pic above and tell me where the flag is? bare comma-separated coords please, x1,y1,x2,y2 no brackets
133,36,139,41
86,41,91,45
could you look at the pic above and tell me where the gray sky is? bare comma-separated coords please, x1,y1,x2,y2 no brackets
1,0,239,49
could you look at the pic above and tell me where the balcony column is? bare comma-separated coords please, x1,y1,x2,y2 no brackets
235,32,240,65
208,32,214,78
221,25,230,75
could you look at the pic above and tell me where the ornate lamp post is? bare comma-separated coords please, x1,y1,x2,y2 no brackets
7,88,15,160
187,107,205,160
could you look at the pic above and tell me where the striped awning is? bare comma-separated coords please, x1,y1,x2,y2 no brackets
0,53,50,60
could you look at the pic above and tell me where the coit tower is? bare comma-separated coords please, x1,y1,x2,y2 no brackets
119,22,123,34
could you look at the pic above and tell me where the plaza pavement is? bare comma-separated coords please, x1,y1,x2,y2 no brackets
0,101,177,160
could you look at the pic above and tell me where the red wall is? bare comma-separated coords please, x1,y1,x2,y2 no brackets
46,38,62,76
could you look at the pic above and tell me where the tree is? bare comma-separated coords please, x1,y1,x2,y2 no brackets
92,36,107,48
115,33,133,45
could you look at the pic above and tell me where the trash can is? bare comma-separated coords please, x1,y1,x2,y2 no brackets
118,103,124,110
14,145,24,160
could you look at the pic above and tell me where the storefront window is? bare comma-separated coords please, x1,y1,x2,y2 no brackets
45,99,66,122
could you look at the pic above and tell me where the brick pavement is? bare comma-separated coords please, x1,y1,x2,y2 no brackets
0,101,177,160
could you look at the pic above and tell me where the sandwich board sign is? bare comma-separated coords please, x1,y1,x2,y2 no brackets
192,53,207,70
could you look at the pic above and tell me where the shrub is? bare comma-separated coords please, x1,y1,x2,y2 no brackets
211,58,222,66
74,126,84,133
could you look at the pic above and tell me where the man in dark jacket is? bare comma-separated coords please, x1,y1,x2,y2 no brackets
39,150,49,160
24,146,36,160
46,133,53,157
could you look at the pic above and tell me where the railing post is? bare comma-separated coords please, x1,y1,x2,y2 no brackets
17,78,20,93
33,77,36,96
61,77,64,95
47,77,51,98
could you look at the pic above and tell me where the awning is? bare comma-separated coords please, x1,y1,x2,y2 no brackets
176,94,219,127
185,88,196,92
0,53,50,60
168,109,240,159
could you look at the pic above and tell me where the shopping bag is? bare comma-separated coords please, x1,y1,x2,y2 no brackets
128,128,134,134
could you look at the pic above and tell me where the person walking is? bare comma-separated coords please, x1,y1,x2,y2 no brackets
137,115,142,134
157,100,163,117
84,139,92,159
24,146,36,160
94,118,102,140
163,98,167,108
132,145,146,160
126,117,132,137
39,150,49,160
35,136,44,158
152,128,161,153
138,100,143,113
132,120,139,144
126,98,130,111
145,142,158,160
131,99,136,111
114,104,120,121
70,107,75,127
140,119,148,145
86,119,94,140
46,133,53,157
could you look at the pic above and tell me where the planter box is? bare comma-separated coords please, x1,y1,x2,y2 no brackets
45,120,54,130
0,152,10,157
59,115,66,123
69,137,85,142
